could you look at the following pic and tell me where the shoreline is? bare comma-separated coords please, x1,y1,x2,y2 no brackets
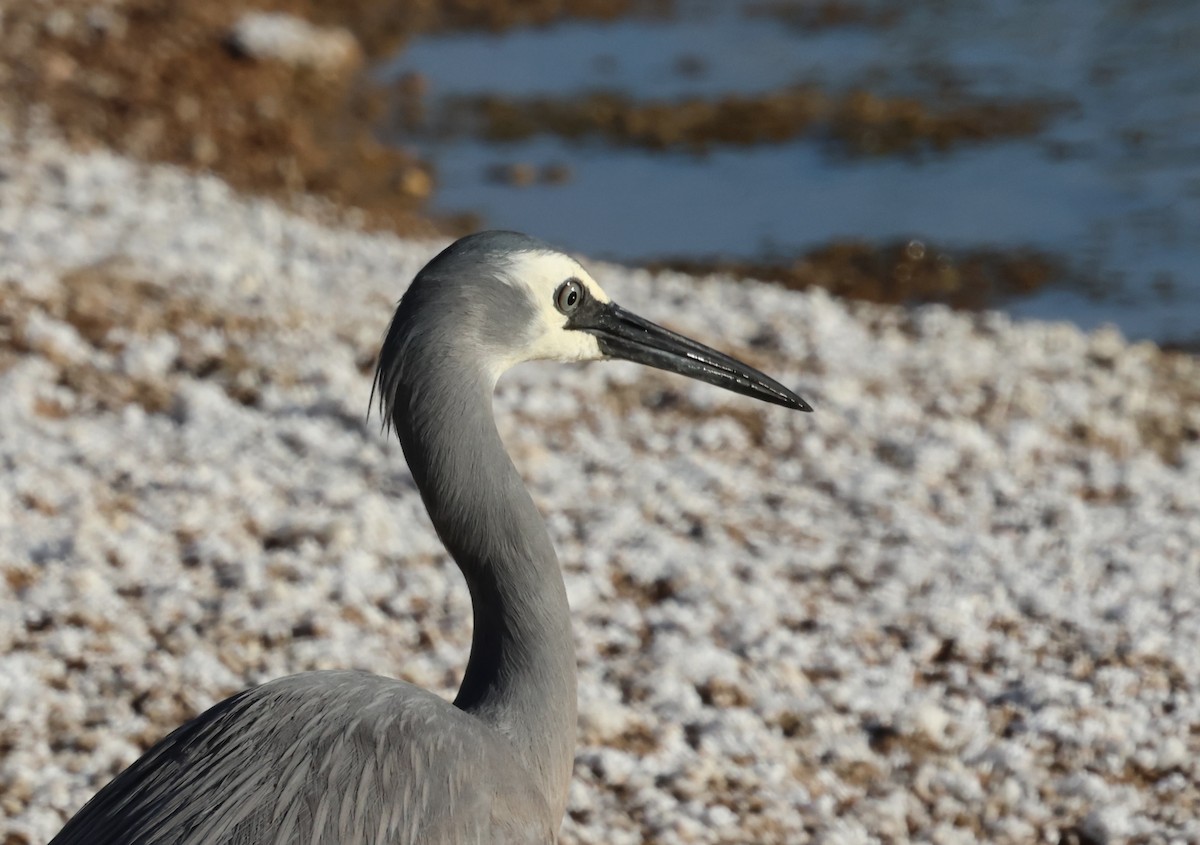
0,0,643,240
7,0,1177,335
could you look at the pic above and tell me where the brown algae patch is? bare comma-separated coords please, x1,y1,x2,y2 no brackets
645,241,1061,308
744,0,902,31
430,87,1066,155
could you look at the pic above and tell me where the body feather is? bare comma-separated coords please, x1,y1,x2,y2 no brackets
51,671,555,845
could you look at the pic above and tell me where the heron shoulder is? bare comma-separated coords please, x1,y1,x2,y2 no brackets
51,670,555,845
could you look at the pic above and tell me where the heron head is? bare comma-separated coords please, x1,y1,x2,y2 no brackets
379,231,810,412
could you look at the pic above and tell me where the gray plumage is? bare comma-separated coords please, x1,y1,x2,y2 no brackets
51,231,809,845
52,673,553,844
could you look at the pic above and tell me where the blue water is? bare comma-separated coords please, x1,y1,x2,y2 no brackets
377,0,1200,347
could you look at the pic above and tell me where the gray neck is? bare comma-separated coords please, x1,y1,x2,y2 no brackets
391,353,576,820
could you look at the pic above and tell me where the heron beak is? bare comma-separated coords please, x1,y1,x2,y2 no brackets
567,299,812,411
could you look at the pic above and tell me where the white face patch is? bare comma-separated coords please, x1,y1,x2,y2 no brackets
490,250,612,376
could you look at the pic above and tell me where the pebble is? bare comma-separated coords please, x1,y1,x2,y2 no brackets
225,11,361,75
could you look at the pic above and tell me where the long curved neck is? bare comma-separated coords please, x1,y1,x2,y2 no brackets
391,353,576,820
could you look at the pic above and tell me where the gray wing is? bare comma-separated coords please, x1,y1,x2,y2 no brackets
50,671,555,845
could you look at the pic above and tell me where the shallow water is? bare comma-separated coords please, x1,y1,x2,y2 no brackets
378,0,1200,347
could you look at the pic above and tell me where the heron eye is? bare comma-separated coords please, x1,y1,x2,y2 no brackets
555,279,584,314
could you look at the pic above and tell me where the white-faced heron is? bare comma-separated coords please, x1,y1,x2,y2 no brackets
50,231,810,844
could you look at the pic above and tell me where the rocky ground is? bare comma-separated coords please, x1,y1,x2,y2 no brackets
2,2,1199,845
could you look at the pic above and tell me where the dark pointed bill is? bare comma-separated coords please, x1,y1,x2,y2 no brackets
567,299,812,411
